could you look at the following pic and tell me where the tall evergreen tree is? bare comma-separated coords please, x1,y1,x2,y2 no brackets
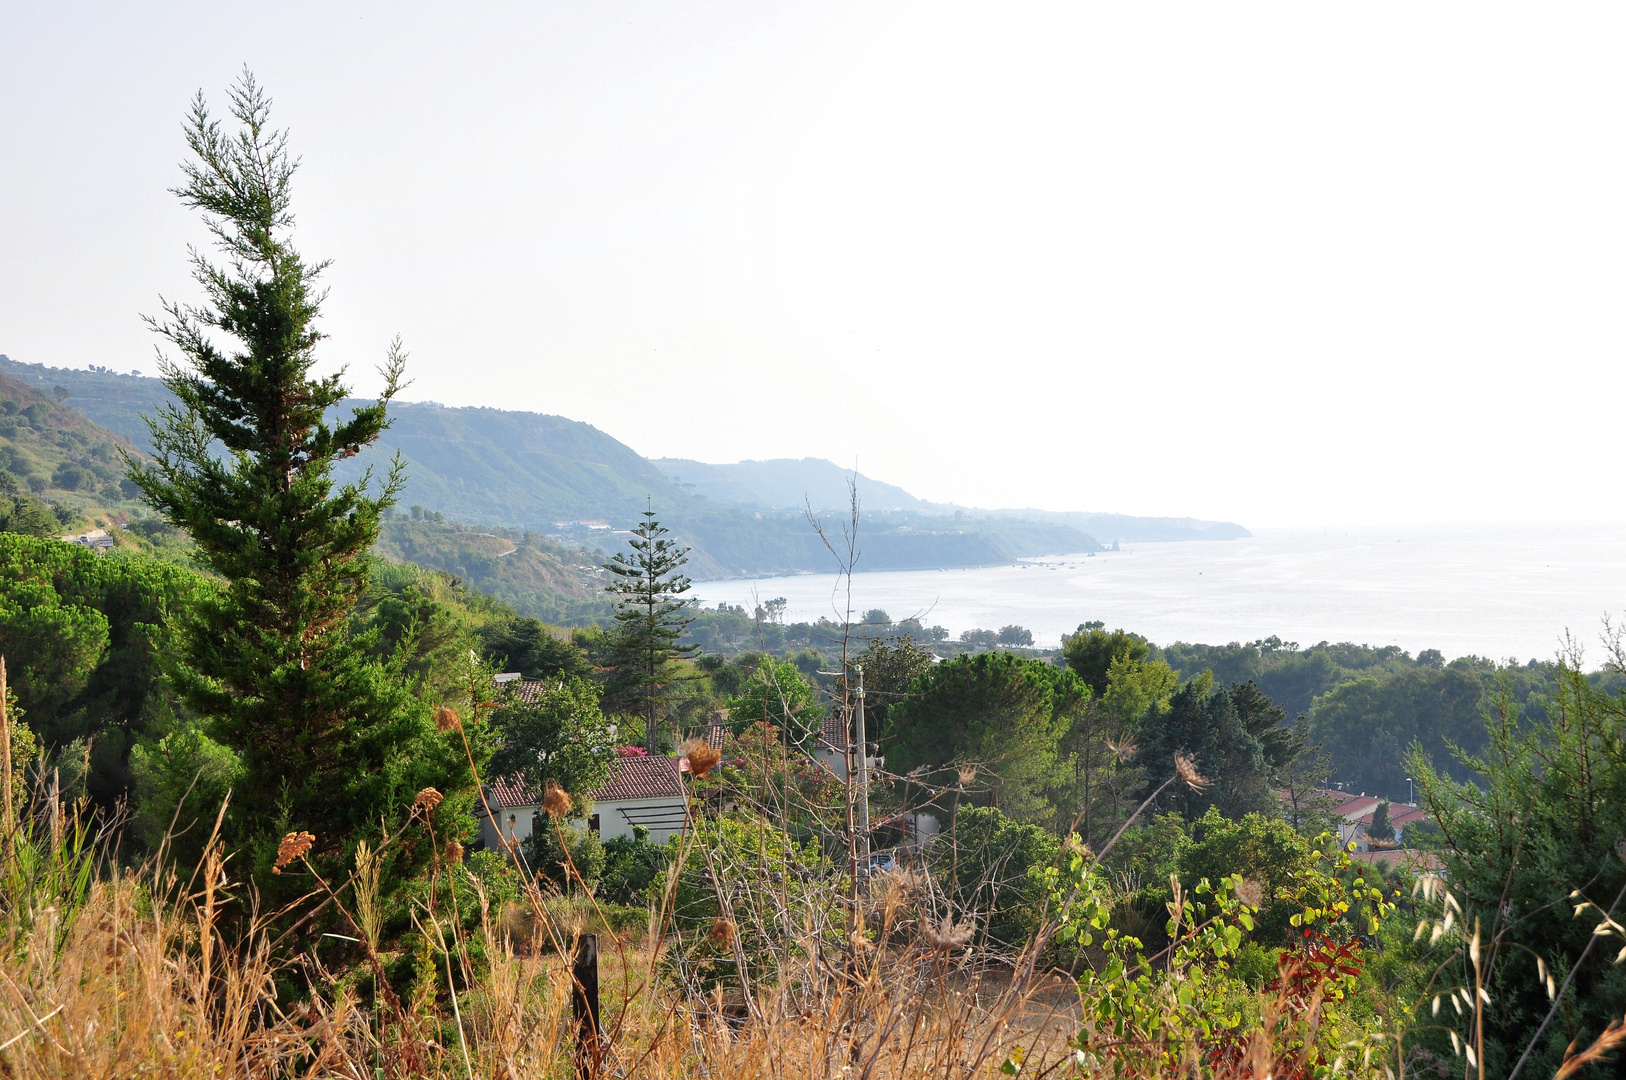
127,73,474,889
602,507,697,753
1137,678,1286,820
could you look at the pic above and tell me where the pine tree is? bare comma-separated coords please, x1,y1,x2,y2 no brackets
127,73,474,889
602,507,698,752
1366,799,1395,844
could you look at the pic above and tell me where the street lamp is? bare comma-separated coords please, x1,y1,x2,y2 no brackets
1406,777,1414,806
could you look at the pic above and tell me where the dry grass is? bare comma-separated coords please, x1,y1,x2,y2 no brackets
0,836,1071,1079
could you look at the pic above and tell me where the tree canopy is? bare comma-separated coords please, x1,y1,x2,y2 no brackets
1061,625,1151,697
1137,678,1296,820
602,508,698,752
126,73,477,893
884,651,1085,824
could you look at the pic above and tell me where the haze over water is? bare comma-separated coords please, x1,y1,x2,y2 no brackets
693,525,1626,664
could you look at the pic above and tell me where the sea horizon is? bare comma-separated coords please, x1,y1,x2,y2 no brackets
690,522,1626,665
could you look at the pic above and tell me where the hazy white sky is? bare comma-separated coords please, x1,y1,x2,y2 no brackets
3,3,1624,529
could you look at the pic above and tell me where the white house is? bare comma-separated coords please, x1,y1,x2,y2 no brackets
803,713,940,849
477,753,691,852
812,714,851,780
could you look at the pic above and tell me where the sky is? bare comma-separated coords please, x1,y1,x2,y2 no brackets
3,3,1624,529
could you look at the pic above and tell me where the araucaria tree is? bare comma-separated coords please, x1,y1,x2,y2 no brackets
128,73,473,890
603,508,698,752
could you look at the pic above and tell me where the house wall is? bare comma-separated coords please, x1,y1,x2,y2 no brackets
479,803,541,852
479,796,691,852
596,796,689,844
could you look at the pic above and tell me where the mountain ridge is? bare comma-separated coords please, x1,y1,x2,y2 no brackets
0,355,1250,571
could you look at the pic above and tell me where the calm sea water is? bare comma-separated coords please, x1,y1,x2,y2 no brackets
691,525,1626,663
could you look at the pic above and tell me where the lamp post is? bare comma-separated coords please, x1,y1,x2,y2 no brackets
1406,776,1414,806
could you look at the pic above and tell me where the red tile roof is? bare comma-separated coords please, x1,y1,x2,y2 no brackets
1355,804,1429,827
485,773,545,809
597,755,686,800
1350,849,1444,874
1331,795,1381,819
819,714,848,754
484,754,687,809
508,679,557,705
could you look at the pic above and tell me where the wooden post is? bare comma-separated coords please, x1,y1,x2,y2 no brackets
1,657,11,843
573,933,600,1078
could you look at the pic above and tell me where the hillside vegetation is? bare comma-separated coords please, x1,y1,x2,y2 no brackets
0,370,148,523
0,355,1248,573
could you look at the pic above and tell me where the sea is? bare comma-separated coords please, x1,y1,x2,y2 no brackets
689,525,1626,664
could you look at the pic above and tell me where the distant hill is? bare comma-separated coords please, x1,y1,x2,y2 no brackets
0,354,1247,573
0,369,147,521
657,457,931,513
982,509,1252,544
654,455,1250,543
373,519,613,623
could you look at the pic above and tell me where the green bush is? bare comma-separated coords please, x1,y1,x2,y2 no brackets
935,805,1061,950
521,815,605,893
599,825,670,906
1178,807,1314,946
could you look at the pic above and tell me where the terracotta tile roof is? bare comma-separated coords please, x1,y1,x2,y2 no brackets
818,714,848,754
596,755,685,801
508,679,557,705
1331,795,1381,819
1350,849,1444,874
484,754,686,809
485,773,545,809
1355,805,1430,827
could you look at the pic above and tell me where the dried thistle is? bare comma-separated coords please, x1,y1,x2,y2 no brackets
679,737,722,779
273,830,315,874
708,917,736,946
922,915,975,952
1107,738,1139,763
1066,833,1095,861
956,764,978,788
542,784,573,817
434,705,462,733
1174,753,1210,792
414,787,444,814
445,840,464,863
1234,878,1265,909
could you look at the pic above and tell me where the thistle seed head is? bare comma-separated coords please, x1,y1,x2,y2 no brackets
541,784,573,817
679,737,722,778
273,830,315,874
1174,754,1210,792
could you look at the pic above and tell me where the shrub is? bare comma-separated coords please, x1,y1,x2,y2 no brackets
598,825,669,906
934,805,1060,950
521,815,605,894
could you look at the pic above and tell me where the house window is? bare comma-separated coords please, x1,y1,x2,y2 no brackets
588,814,601,836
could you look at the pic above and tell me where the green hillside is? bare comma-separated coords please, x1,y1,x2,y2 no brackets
0,369,147,523
0,355,1250,574
372,519,613,623
656,456,931,512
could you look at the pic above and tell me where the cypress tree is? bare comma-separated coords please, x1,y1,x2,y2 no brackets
128,73,474,889
602,507,698,752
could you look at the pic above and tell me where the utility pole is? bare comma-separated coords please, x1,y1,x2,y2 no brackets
853,664,871,873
